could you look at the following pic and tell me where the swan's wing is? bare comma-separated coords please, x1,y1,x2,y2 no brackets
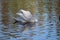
16,9,33,21
20,10,33,20
16,13,27,21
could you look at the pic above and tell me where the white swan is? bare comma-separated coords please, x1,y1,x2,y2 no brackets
13,9,38,24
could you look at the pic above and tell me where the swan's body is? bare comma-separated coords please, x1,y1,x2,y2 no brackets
13,9,38,24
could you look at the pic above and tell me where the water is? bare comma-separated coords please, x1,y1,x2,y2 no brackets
0,13,58,40
0,0,58,40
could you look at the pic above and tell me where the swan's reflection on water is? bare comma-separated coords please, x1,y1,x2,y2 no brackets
0,21,38,40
